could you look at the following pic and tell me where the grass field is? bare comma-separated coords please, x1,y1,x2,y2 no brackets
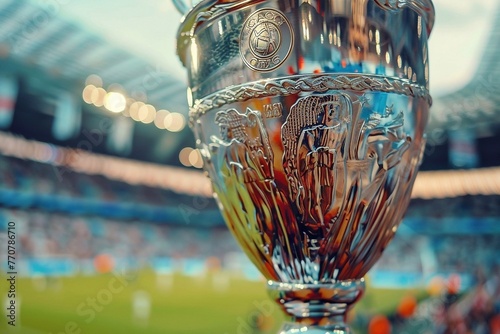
0,269,423,334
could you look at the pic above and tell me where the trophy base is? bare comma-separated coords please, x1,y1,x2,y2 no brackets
268,279,365,333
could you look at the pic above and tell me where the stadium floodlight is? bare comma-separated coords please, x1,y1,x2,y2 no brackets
176,0,435,332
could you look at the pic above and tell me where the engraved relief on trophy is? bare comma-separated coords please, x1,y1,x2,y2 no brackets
239,8,294,72
207,107,306,282
281,92,411,250
211,108,274,183
282,94,351,237
200,91,415,281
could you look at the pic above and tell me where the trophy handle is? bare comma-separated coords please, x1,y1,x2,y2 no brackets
172,0,191,15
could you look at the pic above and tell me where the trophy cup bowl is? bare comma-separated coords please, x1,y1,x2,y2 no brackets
176,0,434,332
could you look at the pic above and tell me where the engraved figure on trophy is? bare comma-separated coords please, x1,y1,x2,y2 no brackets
297,99,349,235
212,109,271,183
210,108,305,282
367,108,410,171
282,93,413,280
320,102,413,280
282,93,351,254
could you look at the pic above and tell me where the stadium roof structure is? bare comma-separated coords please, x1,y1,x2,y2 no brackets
0,0,188,115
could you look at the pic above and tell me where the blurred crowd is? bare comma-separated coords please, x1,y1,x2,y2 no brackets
0,154,202,210
0,154,218,224
1,153,499,275
407,196,500,219
0,207,237,262
2,205,498,278
365,266,500,334
432,236,500,275
376,234,500,278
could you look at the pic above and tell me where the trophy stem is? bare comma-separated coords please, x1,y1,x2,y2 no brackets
267,279,365,334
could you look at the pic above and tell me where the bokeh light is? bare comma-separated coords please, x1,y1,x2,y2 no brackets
154,109,170,129
129,101,145,121
80,81,174,130
122,98,135,117
108,83,124,93
91,87,107,107
138,104,156,123
85,74,103,87
164,112,186,132
142,104,156,124
188,149,203,168
104,92,126,113
179,147,193,167
82,84,95,104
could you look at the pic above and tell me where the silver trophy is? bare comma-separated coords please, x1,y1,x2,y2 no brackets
176,0,434,332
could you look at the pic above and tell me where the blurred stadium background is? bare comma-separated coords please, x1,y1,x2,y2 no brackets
0,0,499,333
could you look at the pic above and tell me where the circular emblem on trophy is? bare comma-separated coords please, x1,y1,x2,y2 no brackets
240,9,293,72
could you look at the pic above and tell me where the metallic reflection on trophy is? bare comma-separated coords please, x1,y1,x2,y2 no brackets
177,0,434,332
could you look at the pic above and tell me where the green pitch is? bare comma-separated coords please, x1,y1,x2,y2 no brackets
1,269,419,334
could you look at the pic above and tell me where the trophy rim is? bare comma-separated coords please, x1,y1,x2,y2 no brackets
187,73,433,123
175,0,436,66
